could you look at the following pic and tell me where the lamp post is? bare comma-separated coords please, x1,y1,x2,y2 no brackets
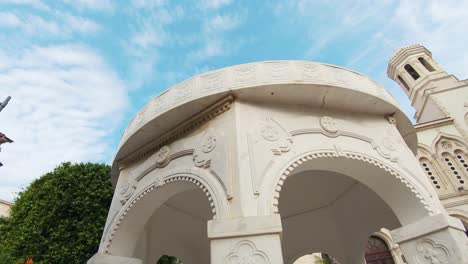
0,96,13,167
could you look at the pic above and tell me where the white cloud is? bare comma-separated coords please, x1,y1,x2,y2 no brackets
199,0,233,10
61,13,102,34
0,12,22,27
0,45,129,201
203,14,240,32
0,0,50,11
64,0,114,12
0,12,102,37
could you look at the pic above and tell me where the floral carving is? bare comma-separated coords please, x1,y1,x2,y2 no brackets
202,136,216,153
302,63,322,81
320,116,338,133
201,71,224,92
415,238,449,264
259,117,293,155
119,180,136,205
225,240,269,264
382,137,397,151
440,141,452,150
260,124,280,142
194,130,217,168
233,65,256,86
155,146,170,164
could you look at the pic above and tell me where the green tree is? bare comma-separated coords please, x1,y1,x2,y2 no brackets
156,255,182,264
0,162,113,264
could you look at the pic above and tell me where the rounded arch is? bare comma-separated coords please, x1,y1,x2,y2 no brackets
267,150,437,225
417,143,432,157
446,208,468,224
103,171,221,257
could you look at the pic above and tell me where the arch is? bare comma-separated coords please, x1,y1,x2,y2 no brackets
418,57,435,72
432,133,468,154
102,171,222,257
404,64,420,80
365,235,395,264
268,150,435,225
397,75,410,91
447,208,468,223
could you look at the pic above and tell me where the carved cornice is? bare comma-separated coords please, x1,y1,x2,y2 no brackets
118,96,233,170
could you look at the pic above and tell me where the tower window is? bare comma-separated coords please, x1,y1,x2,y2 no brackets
404,64,420,80
418,57,435,72
398,75,410,91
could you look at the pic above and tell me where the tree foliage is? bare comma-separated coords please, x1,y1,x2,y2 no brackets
156,255,182,264
0,162,113,264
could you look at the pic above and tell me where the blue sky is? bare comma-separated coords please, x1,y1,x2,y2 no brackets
1,0,468,201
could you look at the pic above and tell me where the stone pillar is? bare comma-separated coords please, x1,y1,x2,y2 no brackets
208,215,284,264
87,253,142,264
391,213,468,264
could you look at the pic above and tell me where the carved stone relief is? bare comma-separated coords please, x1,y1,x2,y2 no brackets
265,61,290,81
233,65,256,86
119,179,137,205
155,145,171,165
201,71,224,92
259,117,293,155
172,78,193,103
415,238,449,264
225,240,270,264
320,116,339,134
194,130,217,168
301,63,323,81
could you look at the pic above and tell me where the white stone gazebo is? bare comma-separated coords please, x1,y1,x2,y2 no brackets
89,61,468,263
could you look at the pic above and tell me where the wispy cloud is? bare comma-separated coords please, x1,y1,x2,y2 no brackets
0,0,50,11
199,0,233,10
0,45,128,201
63,0,114,12
0,11,102,37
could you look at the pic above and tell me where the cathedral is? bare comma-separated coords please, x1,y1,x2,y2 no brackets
89,45,468,264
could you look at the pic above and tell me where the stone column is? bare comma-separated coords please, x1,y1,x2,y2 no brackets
87,253,142,264
208,215,284,264
391,213,468,264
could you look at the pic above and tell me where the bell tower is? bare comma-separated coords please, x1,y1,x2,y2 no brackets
387,44,467,126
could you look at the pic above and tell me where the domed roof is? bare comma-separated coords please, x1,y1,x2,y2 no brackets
112,61,416,181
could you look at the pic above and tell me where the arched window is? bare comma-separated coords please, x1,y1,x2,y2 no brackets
418,57,435,72
404,64,420,80
442,152,465,187
419,158,442,190
397,75,410,91
454,150,467,184
365,236,395,264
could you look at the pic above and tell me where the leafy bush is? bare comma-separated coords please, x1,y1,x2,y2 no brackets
0,162,113,264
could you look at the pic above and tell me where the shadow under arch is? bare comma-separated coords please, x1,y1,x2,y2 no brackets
103,171,222,262
268,151,436,225
265,150,440,263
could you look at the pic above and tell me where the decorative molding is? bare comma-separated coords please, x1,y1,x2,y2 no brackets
155,146,171,165
320,116,339,134
121,61,395,147
118,96,233,170
271,150,435,215
194,130,217,168
103,173,217,253
259,117,293,155
118,180,136,205
290,127,400,162
224,240,270,264
415,238,449,264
